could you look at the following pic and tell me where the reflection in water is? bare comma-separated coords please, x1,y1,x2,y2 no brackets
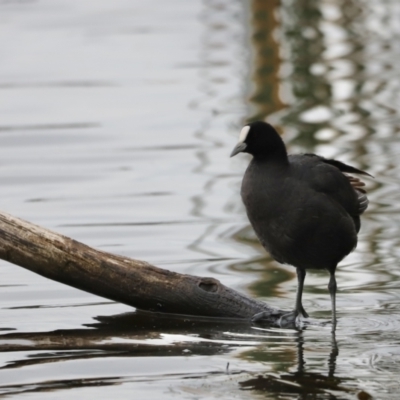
0,313,253,395
249,0,285,122
0,312,245,362
280,0,333,146
187,0,253,265
239,331,351,400
1,0,400,398
0,312,372,399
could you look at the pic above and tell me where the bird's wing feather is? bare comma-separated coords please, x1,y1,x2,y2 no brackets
303,154,372,177
288,154,369,217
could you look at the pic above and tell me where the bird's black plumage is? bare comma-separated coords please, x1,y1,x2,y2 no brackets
231,121,370,325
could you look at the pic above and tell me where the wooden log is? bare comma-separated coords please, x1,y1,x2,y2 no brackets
0,211,284,322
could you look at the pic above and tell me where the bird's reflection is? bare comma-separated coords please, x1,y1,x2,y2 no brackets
238,329,363,399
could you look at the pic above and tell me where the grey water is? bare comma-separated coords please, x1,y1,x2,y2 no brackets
0,0,399,398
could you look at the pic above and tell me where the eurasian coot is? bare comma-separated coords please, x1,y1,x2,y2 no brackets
231,121,370,325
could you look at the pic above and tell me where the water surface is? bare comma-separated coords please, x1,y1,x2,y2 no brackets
0,0,400,398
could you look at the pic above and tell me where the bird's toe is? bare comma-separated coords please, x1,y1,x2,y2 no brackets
251,311,273,323
278,308,309,327
299,306,309,318
278,311,298,326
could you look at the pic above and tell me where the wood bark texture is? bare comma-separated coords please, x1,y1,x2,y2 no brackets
0,211,283,321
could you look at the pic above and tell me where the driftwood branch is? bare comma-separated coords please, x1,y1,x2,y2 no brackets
0,211,283,322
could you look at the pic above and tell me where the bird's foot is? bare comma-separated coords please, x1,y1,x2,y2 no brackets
278,308,309,327
251,305,309,325
251,311,273,323
278,310,298,326
251,308,309,327
299,305,309,319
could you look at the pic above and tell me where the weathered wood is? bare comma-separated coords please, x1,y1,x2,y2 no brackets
0,211,284,321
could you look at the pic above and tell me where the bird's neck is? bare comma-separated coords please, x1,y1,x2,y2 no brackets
250,132,289,163
252,148,289,166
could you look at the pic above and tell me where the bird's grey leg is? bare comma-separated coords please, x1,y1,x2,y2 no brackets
328,271,337,329
271,267,309,326
252,267,309,325
295,268,309,318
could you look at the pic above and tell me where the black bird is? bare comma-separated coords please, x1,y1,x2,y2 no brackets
231,121,370,325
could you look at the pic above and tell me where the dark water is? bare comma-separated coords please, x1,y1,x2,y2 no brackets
0,0,399,398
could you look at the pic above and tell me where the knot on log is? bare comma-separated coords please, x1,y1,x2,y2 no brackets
198,277,219,293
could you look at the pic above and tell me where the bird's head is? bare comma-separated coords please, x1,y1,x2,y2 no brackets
230,121,287,159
